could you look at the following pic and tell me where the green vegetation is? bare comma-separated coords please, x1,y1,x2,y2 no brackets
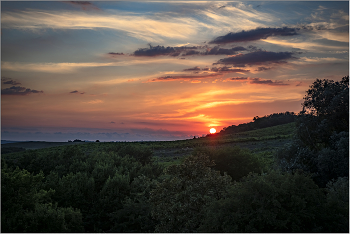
2,76,348,232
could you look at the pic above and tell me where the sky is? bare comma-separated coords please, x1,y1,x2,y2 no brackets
1,1,349,142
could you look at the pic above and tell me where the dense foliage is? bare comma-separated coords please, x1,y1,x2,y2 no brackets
275,76,349,187
193,146,268,181
2,144,163,232
150,154,231,232
2,76,348,232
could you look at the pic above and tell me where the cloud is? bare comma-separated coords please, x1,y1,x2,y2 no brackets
148,66,250,82
209,27,299,44
249,78,289,86
70,90,85,94
1,77,21,85
1,86,44,95
131,44,246,57
202,46,247,55
133,45,200,57
1,9,198,42
214,50,296,66
229,77,248,81
108,52,125,56
1,61,117,73
66,1,100,11
255,66,272,71
183,66,201,72
210,66,250,73
148,74,221,82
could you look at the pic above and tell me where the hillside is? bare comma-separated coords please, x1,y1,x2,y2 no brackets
2,122,296,165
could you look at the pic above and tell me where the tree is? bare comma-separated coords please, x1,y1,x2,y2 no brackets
275,76,349,187
1,164,84,232
298,76,349,148
193,146,267,181
199,171,327,233
149,154,232,232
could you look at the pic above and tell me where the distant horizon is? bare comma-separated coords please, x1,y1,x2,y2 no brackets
2,1,348,142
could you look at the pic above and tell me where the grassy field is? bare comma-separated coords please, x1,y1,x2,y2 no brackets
2,122,296,167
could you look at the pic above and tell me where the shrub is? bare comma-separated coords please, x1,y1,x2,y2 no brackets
199,171,326,233
193,146,267,181
149,154,231,232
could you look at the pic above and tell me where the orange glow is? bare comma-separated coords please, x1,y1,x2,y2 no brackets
209,128,216,134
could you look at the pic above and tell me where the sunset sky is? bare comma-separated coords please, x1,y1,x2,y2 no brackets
1,1,349,142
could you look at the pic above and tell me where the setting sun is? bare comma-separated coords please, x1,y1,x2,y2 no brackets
209,128,216,134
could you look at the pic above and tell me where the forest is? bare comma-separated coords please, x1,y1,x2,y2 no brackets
1,76,349,233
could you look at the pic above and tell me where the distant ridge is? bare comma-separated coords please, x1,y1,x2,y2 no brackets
1,140,25,144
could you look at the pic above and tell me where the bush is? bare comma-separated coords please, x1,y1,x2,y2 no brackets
199,171,326,233
322,177,349,232
149,154,231,232
193,146,267,181
1,164,84,232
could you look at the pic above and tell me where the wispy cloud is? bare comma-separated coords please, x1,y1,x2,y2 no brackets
209,27,299,44
1,77,21,85
1,9,198,42
214,50,297,66
1,61,116,73
130,44,246,57
70,90,85,94
148,66,250,82
255,66,272,71
249,78,289,86
148,74,221,82
1,86,43,95
226,77,248,81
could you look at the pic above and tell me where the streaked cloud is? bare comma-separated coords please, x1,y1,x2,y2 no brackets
1,86,44,95
214,50,297,66
209,27,300,44
70,90,85,94
1,9,199,42
2,77,21,85
249,78,289,86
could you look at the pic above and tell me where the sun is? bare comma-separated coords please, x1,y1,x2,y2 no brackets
209,128,216,134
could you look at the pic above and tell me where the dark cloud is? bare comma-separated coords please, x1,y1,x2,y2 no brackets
209,27,299,44
66,1,100,10
110,121,115,124
210,66,250,73
149,74,220,82
249,78,289,86
255,66,272,71
214,51,296,66
70,90,85,94
131,44,246,57
184,50,201,56
108,52,124,56
183,66,201,71
1,86,44,95
133,44,200,57
2,77,21,85
203,46,246,55
230,77,248,80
